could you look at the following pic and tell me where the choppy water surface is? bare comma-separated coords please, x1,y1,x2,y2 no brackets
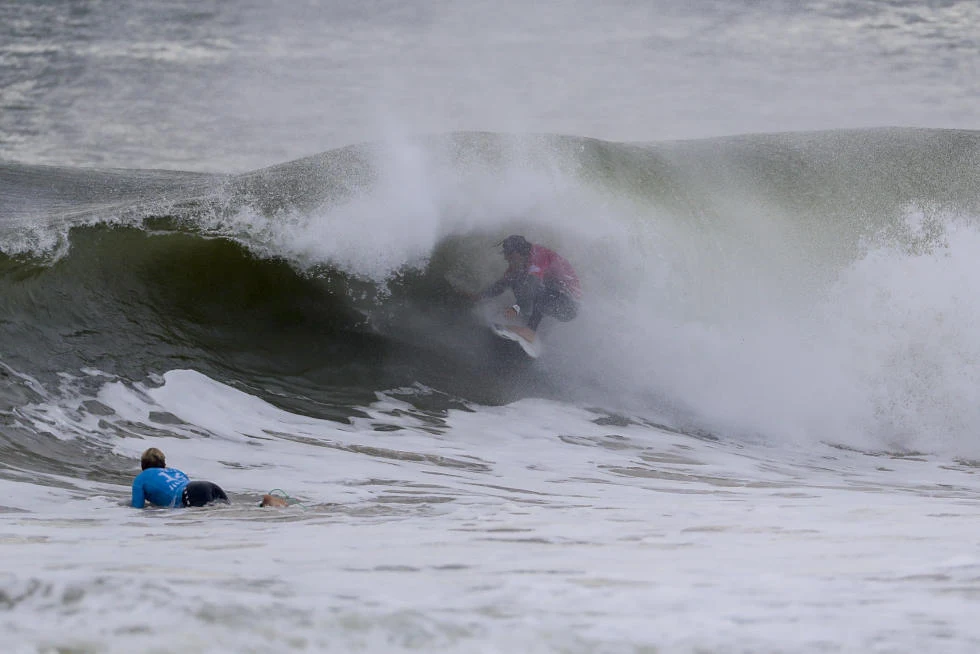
2,1,980,652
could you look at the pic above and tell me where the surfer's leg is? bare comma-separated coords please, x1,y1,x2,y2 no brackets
548,290,578,322
510,274,542,318
527,287,578,330
526,306,544,331
526,285,553,330
181,481,230,507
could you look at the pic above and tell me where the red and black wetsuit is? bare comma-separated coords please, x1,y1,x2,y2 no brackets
481,244,581,330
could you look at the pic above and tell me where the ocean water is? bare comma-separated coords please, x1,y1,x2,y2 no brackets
1,1,980,652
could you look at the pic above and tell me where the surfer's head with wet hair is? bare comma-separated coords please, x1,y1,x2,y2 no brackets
140,447,167,470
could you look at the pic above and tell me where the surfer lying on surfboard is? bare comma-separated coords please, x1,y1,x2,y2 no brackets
472,235,581,347
131,447,229,509
132,447,302,509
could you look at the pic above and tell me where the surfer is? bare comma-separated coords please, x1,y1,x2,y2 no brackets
130,447,229,509
474,235,581,344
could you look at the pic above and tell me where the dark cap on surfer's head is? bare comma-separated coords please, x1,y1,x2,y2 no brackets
499,235,531,256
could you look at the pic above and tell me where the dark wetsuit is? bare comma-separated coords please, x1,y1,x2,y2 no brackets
181,481,229,507
481,244,582,330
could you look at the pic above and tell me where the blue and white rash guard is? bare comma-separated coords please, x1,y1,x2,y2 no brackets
131,467,190,508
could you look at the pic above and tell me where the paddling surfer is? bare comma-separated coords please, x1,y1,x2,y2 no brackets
130,447,229,508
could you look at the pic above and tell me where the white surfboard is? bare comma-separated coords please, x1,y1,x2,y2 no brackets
490,323,541,358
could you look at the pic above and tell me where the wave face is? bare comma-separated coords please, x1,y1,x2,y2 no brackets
2,128,980,461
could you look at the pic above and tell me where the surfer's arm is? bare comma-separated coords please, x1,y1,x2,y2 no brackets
477,278,510,300
131,481,146,509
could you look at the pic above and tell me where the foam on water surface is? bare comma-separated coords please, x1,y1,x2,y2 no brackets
4,369,980,652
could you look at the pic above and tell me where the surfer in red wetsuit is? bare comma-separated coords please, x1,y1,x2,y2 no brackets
476,235,581,343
